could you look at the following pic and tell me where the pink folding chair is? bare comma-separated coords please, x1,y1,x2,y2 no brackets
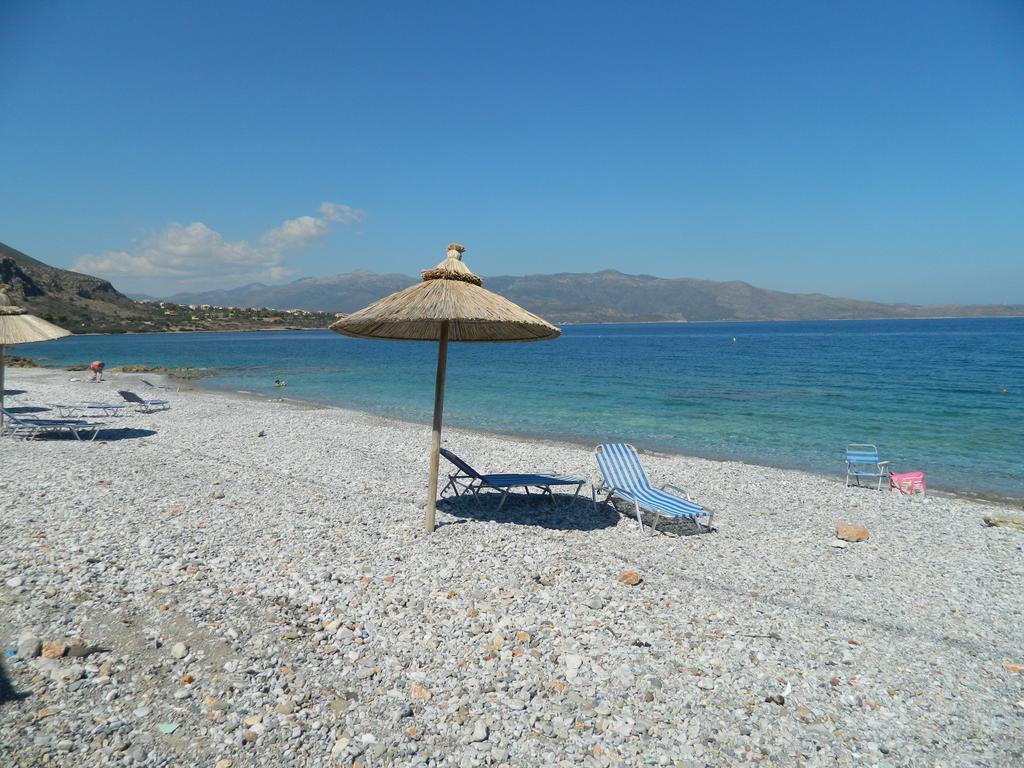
889,471,926,496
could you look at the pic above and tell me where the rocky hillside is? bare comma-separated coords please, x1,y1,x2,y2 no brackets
0,242,151,331
0,242,334,333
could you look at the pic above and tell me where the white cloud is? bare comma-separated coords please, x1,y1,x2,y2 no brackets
318,202,363,225
261,215,330,251
73,201,364,291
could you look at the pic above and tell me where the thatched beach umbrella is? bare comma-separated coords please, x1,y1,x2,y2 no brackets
330,243,560,533
0,286,71,426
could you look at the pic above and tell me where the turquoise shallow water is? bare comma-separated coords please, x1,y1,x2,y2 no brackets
14,318,1024,500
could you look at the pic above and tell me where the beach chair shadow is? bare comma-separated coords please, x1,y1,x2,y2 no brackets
94,428,158,442
600,495,715,537
0,661,27,705
2,389,26,397
5,405,49,414
21,427,157,442
438,493,619,531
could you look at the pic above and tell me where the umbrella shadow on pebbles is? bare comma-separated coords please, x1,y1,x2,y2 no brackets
2,388,26,396
437,493,619,531
0,661,27,705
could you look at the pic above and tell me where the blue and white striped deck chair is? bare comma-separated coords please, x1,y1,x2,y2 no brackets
594,443,713,535
845,444,889,490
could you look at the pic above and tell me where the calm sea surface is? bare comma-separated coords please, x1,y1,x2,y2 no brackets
16,318,1024,500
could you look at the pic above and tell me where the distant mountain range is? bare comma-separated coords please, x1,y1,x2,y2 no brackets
166,271,414,315
3,240,1022,332
166,269,1024,323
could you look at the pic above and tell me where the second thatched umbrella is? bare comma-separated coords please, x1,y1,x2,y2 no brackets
0,286,72,426
330,243,560,533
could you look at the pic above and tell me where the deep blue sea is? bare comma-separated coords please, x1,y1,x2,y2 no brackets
15,318,1024,500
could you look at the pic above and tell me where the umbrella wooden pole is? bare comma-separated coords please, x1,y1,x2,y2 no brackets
424,321,450,534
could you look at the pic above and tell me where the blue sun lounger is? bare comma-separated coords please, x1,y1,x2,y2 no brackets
594,443,713,534
439,448,585,511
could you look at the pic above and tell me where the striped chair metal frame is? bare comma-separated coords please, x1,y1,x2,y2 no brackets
845,443,889,490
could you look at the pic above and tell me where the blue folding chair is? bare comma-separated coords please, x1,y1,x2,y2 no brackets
845,444,889,490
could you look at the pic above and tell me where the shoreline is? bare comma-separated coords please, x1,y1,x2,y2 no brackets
47,312,1024,337
560,314,1024,325
164,368,1024,509
69,325,328,337
17,361,1024,507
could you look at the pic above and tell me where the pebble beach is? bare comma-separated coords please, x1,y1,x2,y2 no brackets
1,367,1022,767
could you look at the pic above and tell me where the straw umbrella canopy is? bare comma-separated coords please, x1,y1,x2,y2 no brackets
0,286,71,425
330,243,560,533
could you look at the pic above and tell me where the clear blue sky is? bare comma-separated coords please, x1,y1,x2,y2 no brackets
2,1,1022,303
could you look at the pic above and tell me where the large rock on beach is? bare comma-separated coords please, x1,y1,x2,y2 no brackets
16,633,42,659
40,641,67,659
617,570,642,585
836,522,870,542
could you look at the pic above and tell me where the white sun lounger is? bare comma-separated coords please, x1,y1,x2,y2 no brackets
118,390,171,413
48,402,131,418
0,408,108,441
